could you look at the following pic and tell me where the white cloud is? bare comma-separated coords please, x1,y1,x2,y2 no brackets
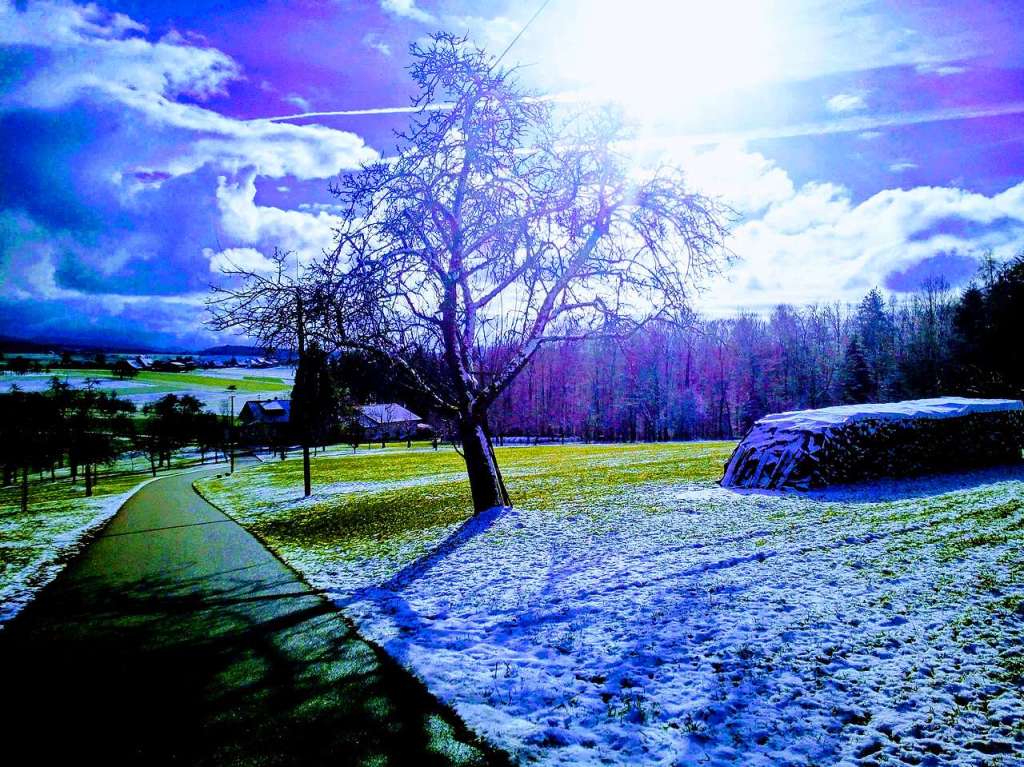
216,171,341,257
644,101,1024,147
151,105,377,179
889,161,918,173
203,247,278,274
826,92,868,113
916,62,968,76
0,0,377,348
445,13,521,52
0,0,238,107
381,0,433,23
0,1,378,181
697,154,1024,312
363,32,392,56
663,144,794,216
285,93,312,112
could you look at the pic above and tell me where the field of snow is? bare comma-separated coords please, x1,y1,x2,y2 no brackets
196,442,1024,766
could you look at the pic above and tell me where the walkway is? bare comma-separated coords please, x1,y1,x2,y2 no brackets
0,467,501,766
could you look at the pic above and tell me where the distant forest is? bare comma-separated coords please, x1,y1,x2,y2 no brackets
351,255,1024,442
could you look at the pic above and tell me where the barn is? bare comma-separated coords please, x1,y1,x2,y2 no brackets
721,397,1024,491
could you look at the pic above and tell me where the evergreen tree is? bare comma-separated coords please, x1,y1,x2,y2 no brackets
855,288,896,400
839,338,872,404
291,344,351,496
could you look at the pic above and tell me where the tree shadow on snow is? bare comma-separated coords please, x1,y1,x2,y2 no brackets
336,505,510,658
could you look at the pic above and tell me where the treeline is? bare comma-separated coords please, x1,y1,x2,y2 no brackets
484,255,1024,441
0,381,230,511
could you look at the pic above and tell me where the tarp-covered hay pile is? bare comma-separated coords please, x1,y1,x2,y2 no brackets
722,397,1024,491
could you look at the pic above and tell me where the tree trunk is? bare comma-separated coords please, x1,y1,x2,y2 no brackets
85,464,93,497
302,444,311,497
458,411,510,513
21,465,28,513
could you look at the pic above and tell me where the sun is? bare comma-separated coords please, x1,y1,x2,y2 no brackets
550,0,786,121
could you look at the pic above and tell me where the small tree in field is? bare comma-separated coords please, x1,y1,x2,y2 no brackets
290,342,351,495
315,34,730,511
208,249,328,494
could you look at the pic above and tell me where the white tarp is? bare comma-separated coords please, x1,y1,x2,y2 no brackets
756,397,1022,433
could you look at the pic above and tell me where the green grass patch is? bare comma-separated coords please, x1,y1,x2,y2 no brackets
197,442,736,567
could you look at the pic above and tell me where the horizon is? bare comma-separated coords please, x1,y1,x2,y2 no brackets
2,0,1024,348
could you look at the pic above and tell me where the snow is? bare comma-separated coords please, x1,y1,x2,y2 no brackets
755,397,1022,434
360,402,422,424
201,366,295,382
2,374,153,392
291,468,1024,765
0,476,156,628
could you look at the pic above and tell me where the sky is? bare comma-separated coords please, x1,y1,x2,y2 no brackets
1,0,1023,350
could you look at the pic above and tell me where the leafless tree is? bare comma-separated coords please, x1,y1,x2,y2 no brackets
207,248,322,495
211,34,731,512
307,33,731,511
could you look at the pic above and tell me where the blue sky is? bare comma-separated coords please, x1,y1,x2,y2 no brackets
1,0,1023,349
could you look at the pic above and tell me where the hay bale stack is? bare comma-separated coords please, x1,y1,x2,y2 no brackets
721,397,1024,491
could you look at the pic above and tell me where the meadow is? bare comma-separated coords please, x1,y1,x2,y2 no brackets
196,441,1024,766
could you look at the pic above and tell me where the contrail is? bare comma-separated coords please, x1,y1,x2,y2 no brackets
256,91,580,124
258,98,1024,145
258,102,451,122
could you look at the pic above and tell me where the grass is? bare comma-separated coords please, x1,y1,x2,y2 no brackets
194,440,1024,618
197,442,737,571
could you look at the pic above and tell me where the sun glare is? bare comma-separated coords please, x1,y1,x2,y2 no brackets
554,1,785,120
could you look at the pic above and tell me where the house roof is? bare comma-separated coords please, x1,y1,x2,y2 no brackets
242,398,291,422
359,403,421,424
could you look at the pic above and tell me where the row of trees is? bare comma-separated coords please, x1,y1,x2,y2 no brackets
0,381,230,512
485,258,1024,441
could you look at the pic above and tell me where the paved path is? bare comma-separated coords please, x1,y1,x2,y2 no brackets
0,468,500,766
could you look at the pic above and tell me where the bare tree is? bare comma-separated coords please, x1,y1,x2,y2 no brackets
305,33,730,512
207,248,322,495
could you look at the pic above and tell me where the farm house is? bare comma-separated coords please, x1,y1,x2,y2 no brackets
357,403,422,442
721,397,1024,491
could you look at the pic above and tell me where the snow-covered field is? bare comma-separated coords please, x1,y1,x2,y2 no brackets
197,443,1024,765
0,367,292,413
